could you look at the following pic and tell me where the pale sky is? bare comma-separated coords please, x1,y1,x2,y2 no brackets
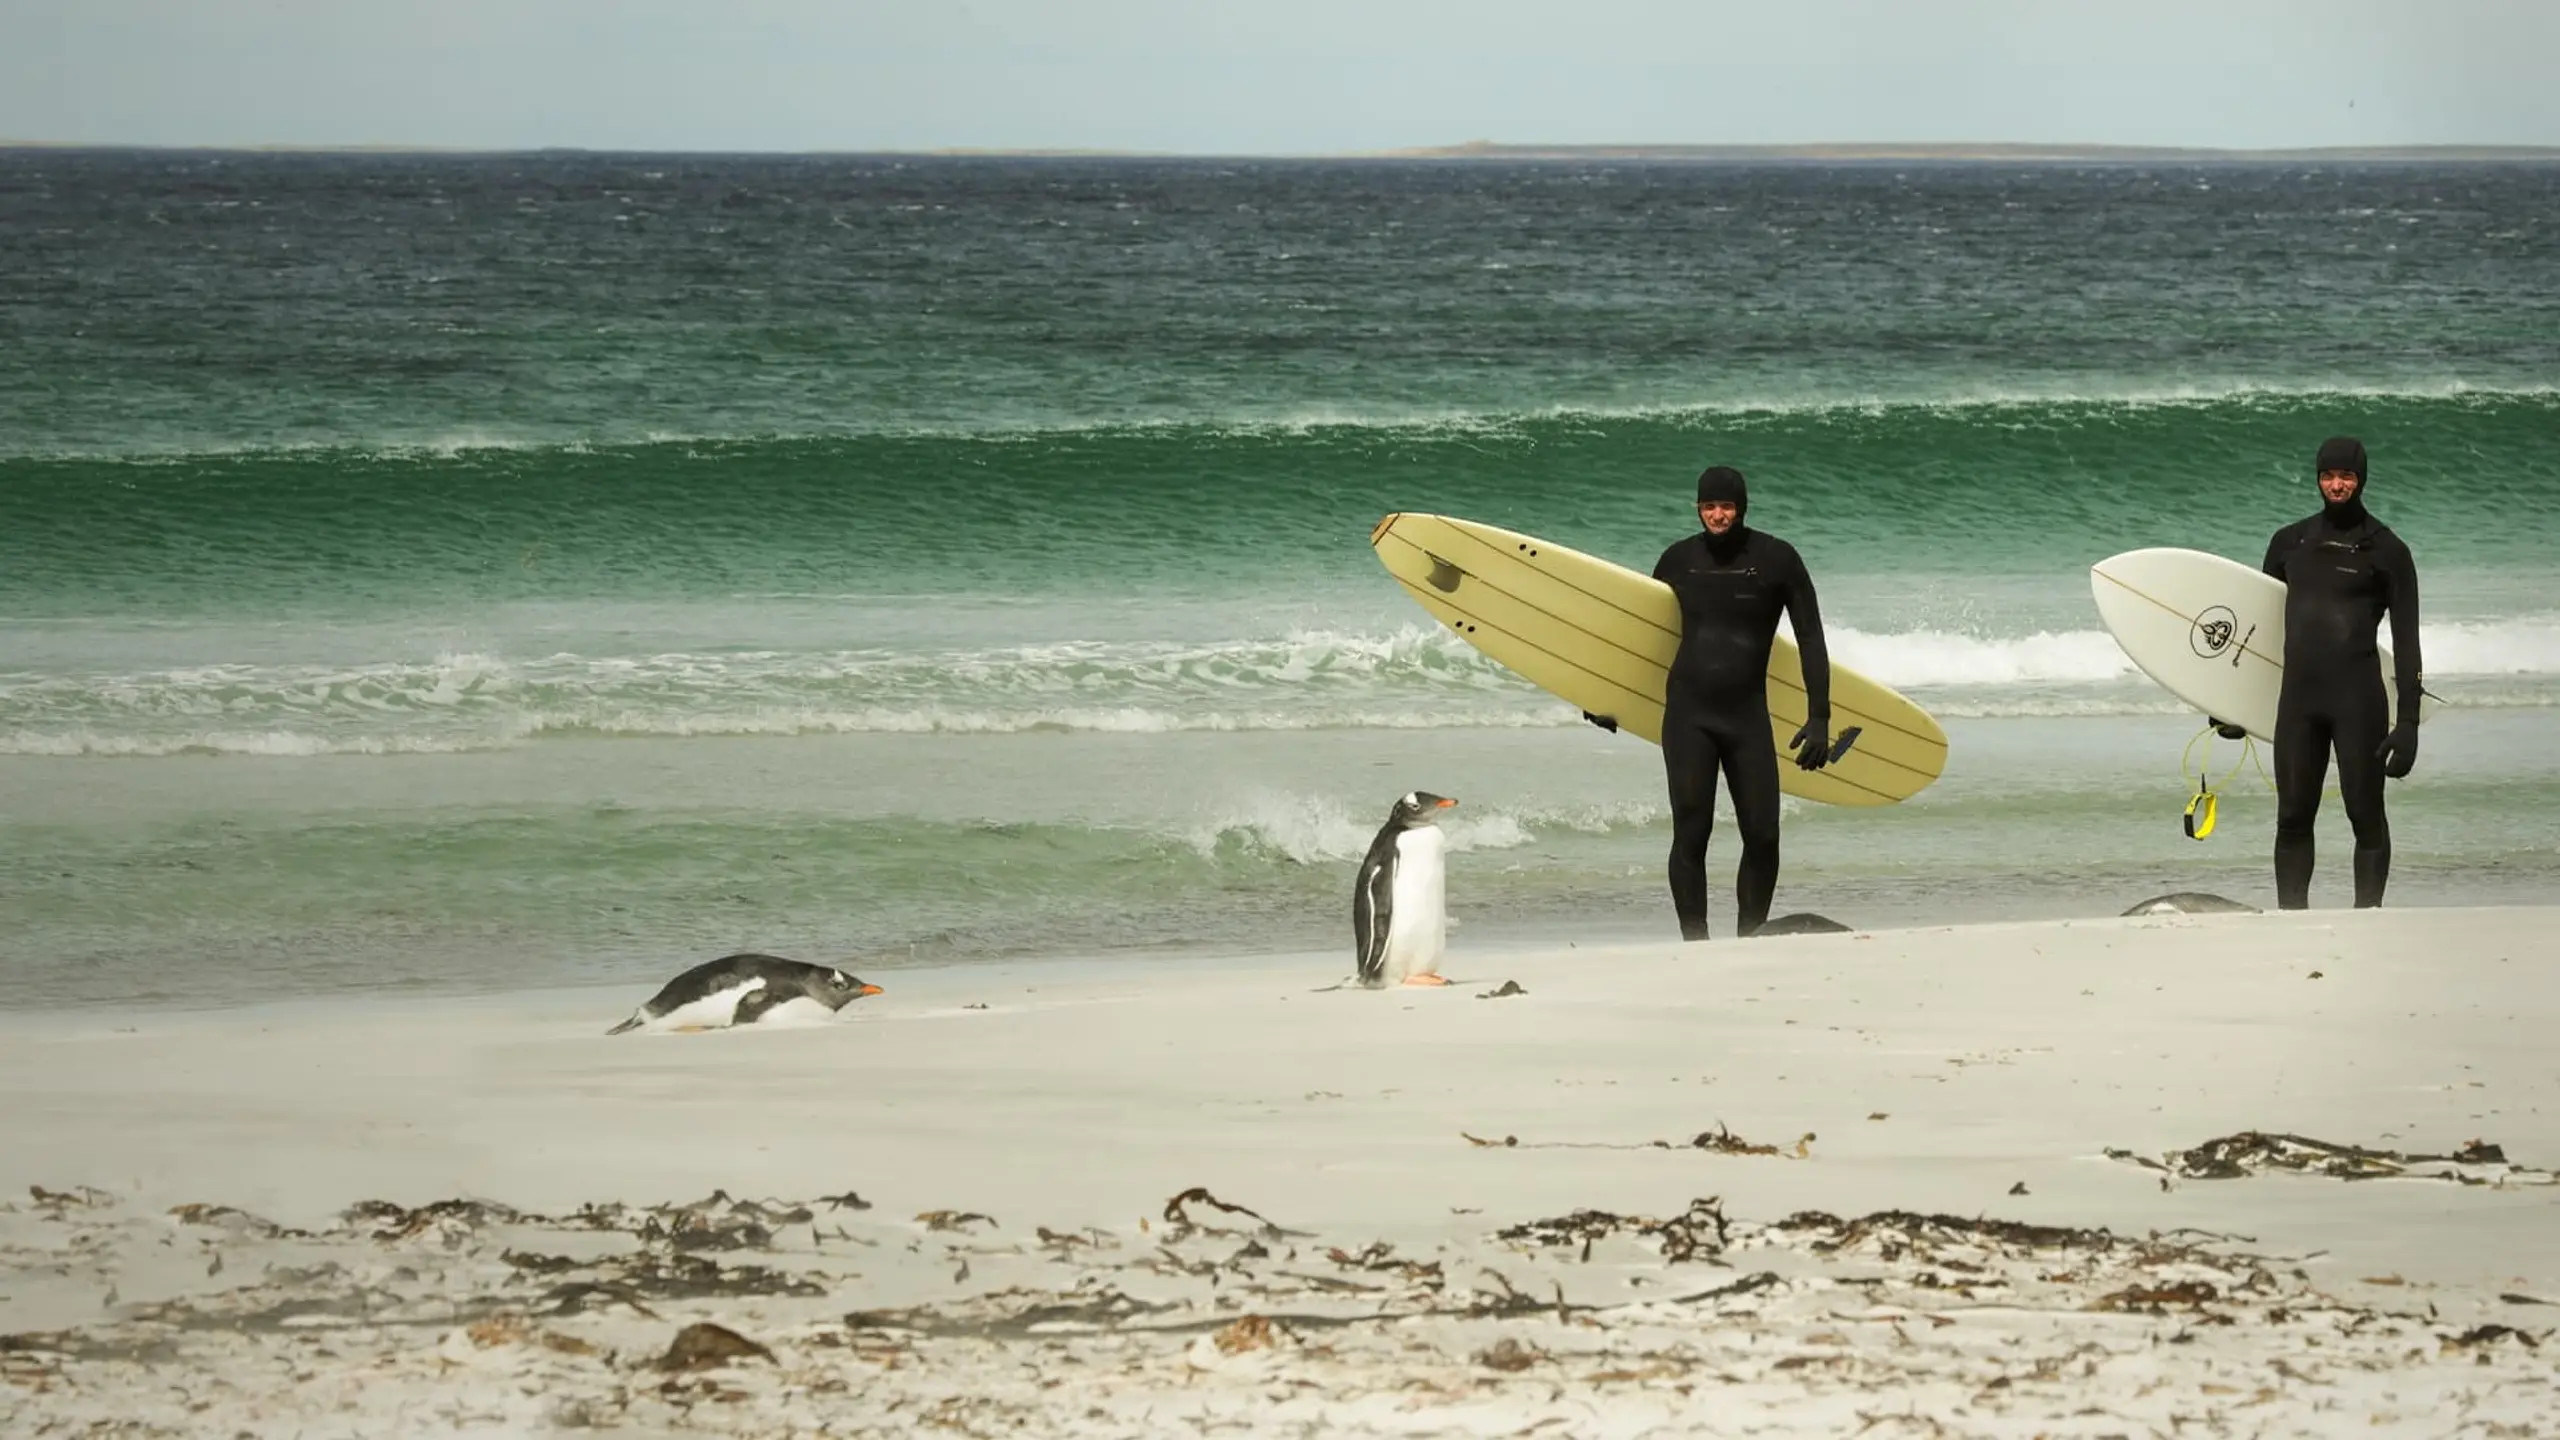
5,0,2557,153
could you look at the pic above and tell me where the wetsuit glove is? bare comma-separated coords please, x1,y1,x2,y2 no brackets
1790,717,1831,771
2376,720,2418,779
2376,679,2422,778
1581,711,1618,734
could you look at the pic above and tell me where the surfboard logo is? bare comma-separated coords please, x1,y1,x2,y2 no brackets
2190,606,2255,668
2191,607,2239,659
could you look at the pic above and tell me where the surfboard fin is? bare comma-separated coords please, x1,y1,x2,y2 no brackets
1424,554,1464,594
1828,726,1862,764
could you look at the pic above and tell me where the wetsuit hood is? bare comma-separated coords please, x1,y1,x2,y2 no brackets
2314,435,2370,529
1695,465,1750,556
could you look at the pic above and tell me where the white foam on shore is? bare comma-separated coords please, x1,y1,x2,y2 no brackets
12,615,2560,754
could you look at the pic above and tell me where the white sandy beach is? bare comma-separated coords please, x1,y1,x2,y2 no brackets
3,905,2557,1437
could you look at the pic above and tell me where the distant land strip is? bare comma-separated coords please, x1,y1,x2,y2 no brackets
1372,140,2560,162
6,139,2560,162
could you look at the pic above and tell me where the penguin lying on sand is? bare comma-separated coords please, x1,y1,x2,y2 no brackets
2121,892,2261,917
1747,912,1855,937
1354,790,1457,988
607,953,883,1035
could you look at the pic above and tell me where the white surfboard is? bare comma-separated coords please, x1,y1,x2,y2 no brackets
2089,546,2427,742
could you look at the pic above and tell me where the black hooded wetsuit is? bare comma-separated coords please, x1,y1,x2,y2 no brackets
2260,438,2422,909
1650,470,1830,940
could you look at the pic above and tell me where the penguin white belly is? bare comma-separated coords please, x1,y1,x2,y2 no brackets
1380,826,1448,982
742,995,840,1029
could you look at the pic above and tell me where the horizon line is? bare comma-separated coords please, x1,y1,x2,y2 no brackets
6,138,2560,162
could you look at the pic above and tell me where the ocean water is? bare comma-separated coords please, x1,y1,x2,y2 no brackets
5,151,2557,1010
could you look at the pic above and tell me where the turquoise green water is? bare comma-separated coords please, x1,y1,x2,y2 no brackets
10,393,2560,612
4,153,2556,1008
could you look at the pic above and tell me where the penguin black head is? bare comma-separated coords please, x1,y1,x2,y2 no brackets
813,967,886,1009
1388,790,1458,826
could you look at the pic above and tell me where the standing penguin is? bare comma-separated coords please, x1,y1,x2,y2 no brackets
1353,791,1458,988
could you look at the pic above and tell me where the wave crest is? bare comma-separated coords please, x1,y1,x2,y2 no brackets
7,382,2556,460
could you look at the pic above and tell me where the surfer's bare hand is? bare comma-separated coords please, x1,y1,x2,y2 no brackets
1581,711,1618,733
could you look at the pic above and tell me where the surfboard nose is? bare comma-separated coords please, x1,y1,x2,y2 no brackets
1369,513,1400,547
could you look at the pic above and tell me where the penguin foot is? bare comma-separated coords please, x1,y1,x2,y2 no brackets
1399,974,1453,987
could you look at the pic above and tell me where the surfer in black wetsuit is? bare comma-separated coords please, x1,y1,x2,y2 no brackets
1586,466,1832,940
2257,436,2423,909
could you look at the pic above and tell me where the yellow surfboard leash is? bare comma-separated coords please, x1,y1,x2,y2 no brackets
2178,722,2274,841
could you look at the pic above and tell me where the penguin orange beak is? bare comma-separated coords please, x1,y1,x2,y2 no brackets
1435,798,1457,808
857,984,883,997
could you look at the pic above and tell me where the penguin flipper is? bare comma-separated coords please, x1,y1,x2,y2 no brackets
730,984,790,1027
1353,855,1394,986
606,1014,646,1036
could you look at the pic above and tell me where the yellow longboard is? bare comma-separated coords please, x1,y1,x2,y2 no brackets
1371,511,1948,807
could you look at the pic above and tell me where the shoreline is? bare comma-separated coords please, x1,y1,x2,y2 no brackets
11,710,2559,1016
4,883,2548,1023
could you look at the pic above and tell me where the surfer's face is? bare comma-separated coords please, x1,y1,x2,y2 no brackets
2318,469,2361,504
1697,500,1740,534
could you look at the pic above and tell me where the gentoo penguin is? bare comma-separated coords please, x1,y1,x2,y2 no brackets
1747,912,1854,937
606,953,883,1035
2120,892,2261,917
1353,790,1457,988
